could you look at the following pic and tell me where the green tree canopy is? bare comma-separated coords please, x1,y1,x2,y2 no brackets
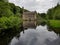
47,4,60,20
0,0,8,2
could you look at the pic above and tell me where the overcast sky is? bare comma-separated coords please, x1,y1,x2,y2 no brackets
9,0,60,13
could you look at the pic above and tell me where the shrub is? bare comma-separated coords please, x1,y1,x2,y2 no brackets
0,16,22,29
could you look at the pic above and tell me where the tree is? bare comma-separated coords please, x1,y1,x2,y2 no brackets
0,0,8,2
47,3,60,20
40,13,46,19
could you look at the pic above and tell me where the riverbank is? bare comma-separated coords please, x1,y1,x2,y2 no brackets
48,20,60,28
45,20,60,34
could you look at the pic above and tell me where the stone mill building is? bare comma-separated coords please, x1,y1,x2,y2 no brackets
22,7,37,21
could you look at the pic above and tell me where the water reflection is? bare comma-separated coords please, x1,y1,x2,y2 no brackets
0,28,22,45
9,25,60,45
0,21,60,45
23,21,37,29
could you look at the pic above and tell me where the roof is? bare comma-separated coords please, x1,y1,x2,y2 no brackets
23,11,36,15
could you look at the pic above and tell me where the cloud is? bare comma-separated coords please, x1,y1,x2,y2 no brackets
9,25,58,45
9,0,60,13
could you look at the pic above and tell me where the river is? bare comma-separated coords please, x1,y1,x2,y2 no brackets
0,21,60,45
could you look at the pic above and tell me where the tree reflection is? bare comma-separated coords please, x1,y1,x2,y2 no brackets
47,26,60,35
0,27,23,45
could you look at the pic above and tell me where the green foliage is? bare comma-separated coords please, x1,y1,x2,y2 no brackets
47,4,60,29
0,8,14,17
0,1,29,30
47,4,60,20
37,13,42,20
40,13,46,19
9,3,23,17
0,0,8,2
0,1,23,29
9,3,16,14
37,13,47,22
0,16,22,29
0,2,14,17
0,1,24,17
49,20,60,28
0,1,9,8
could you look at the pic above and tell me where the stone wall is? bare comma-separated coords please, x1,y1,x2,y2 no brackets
23,11,37,21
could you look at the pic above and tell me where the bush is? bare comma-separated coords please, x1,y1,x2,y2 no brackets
0,16,22,29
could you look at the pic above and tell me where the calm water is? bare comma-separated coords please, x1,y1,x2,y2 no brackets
9,21,60,45
0,21,60,45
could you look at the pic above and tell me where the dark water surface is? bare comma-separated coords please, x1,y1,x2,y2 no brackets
9,21,60,45
0,21,60,45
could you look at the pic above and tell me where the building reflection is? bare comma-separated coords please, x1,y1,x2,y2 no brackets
23,21,37,29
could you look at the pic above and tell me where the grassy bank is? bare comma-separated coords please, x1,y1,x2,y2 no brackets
49,20,60,28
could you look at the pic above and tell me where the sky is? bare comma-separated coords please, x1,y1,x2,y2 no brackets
9,0,60,13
